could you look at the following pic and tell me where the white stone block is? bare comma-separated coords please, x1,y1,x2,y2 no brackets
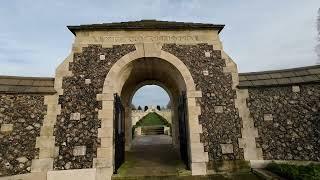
205,51,211,57
250,160,272,168
70,113,81,120
85,79,91,84
98,128,113,138
100,138,113,148
16,157,29,163
93,158,112,168
214,106,223,113
264,114,273,121
97,147,112,158
0,172,46,180
73,146,86,156
35,136,55,148
202,70,209,76
220,144,234,154
187,91,202,98
55,146,60,157
99,54,106,60
96,167,113,180
191,162,207,175
38,147,55,158
31,158,53,172
96,93,114,101
47,168,96,180
292,85,300,92
0,124,13,133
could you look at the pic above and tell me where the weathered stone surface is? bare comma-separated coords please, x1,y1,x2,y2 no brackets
202,70,209,76
99,54,105,61
220,144,234,154
214,106,224,113
247,84,320,161
263,114,273,121
0,95,46,176
47,168,96,180
70,113,80,120
54,44,135,170
85,79,91,85
0,124,13,133
204,51,211,57
162,44,243,167
292,85,300,92
73,146,86,156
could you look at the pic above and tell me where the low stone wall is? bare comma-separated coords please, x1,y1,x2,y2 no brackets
246,84,320,161
239,65,320,162
0,94,47,176
131,108,172,126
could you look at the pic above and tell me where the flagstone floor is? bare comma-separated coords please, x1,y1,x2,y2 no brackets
116,135,188,177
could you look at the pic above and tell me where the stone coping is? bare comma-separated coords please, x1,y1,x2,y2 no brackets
0,75,55,94
238,65,320,87
67,20,225,35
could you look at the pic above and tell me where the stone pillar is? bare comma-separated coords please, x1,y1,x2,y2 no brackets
95,93,115,179
31,52,73,173
186,91,208,175
236,89,263,161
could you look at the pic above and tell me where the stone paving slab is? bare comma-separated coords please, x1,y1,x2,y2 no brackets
116,135,186,177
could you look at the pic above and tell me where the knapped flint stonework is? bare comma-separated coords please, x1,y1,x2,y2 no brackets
247,84,320,161
0,95,46,176
54,44,135,170
162,44,244,168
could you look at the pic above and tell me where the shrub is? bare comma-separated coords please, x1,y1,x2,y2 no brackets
266,162,320,180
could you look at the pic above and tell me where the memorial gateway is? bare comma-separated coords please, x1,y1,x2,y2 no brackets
0,20,319,180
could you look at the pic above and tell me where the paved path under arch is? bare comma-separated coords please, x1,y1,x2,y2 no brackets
116,135,188,177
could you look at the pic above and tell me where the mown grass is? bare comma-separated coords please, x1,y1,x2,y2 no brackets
135,112,171,127
266,162,320,180
132,112,171,137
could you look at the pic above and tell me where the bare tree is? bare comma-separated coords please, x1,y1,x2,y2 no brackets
316,8,320,64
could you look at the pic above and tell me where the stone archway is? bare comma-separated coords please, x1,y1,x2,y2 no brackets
124,80,178,150
96,43,208,175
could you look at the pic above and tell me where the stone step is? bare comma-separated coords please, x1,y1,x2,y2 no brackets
141,126,165,135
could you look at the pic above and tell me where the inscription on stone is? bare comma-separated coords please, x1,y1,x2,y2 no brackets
89,35,201,44
106,35,198,43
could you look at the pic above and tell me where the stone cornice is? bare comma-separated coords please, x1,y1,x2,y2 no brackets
0,76,55,94
67,20,225,35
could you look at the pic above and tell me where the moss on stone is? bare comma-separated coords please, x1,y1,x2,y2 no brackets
208,160,250,173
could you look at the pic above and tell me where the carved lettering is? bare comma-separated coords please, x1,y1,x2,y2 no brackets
101,35,200,43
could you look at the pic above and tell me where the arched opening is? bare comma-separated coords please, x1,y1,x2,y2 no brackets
116,57,189,176
117,85,182,176
131,85,171,139
100,48,207,176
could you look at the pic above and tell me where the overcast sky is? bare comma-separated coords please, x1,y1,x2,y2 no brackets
0,0,319,106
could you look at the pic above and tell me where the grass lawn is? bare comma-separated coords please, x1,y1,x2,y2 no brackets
135,112,170,127
266,162,320,180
